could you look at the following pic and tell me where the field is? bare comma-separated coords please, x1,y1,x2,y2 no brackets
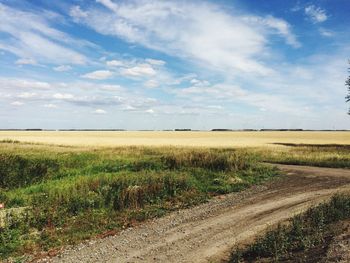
0,131,349,147
1,131,350,262
0,141,277,260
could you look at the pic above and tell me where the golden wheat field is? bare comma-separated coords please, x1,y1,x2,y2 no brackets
0,131,349,147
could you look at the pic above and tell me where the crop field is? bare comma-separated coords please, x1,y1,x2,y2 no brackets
1,132,350,261
0,131,349,147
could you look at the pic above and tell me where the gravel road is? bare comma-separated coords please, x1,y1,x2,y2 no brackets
47,164,350,263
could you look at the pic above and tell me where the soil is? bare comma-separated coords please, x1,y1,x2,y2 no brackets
44,164,350,263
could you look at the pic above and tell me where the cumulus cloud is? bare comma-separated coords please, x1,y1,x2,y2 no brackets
81,70,113,80
106,60,123,67
304,5,328,23
121,64,156,77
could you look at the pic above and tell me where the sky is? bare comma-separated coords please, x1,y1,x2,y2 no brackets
0,0,349,130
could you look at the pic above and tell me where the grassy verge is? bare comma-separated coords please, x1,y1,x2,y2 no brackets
229,194,350,263
252,143,350,168
0,142,278,260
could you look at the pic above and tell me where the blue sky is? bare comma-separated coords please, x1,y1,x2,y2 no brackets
0,0,349,130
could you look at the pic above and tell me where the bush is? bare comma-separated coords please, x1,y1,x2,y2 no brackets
0,154,59,189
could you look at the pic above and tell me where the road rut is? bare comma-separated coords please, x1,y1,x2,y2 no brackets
50,164,350,263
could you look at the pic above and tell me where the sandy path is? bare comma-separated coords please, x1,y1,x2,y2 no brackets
50,165,350,263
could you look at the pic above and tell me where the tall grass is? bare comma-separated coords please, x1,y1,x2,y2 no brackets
230,194,350,262
0,143,277,260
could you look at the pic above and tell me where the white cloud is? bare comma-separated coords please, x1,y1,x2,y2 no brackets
171,82,310,116
53,93,74,100
190,79,210,87
53,65,72,72
144,79,159,88
18,92,37,99
145,58,166,66
304,5,328,23
319,28,333,37
243,16,301,48
44,103,57,108
0,78,51,89
11,101,24,106
100,84,123,91
81,70,113,80
69,6,88,22
72,1,299,76
121,64,156,77
0,3,88,65
94,109,107,114
106,60,123,67
15,58,37,65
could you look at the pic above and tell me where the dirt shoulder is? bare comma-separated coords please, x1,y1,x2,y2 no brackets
47,165,350,263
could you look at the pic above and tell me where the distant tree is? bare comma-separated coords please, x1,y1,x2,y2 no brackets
347,61,350,114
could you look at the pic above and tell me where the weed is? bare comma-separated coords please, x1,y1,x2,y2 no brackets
230,194,350,262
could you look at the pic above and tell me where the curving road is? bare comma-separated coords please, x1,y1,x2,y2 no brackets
49,164,350,263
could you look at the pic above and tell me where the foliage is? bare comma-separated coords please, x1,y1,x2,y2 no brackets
0,143,277,259
230,194,350,262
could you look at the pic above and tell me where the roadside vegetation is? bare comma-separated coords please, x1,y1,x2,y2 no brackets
0,141,277,260
229,193,350,262
254,143,350,168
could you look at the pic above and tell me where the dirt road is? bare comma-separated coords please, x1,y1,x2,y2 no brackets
50,165,350,263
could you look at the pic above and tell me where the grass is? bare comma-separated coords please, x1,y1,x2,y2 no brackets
1,134,349,260
0,142,278,260
229,194,350,263
253,143,350,168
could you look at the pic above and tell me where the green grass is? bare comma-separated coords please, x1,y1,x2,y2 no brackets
253,143,350,168
0,143,278,260
229,194,350,263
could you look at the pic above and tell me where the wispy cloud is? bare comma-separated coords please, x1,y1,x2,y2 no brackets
70,0,299,76
304,5,328,23
0,3,89,65
15,58,37,66
319,28,333,37
53,65,72,72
